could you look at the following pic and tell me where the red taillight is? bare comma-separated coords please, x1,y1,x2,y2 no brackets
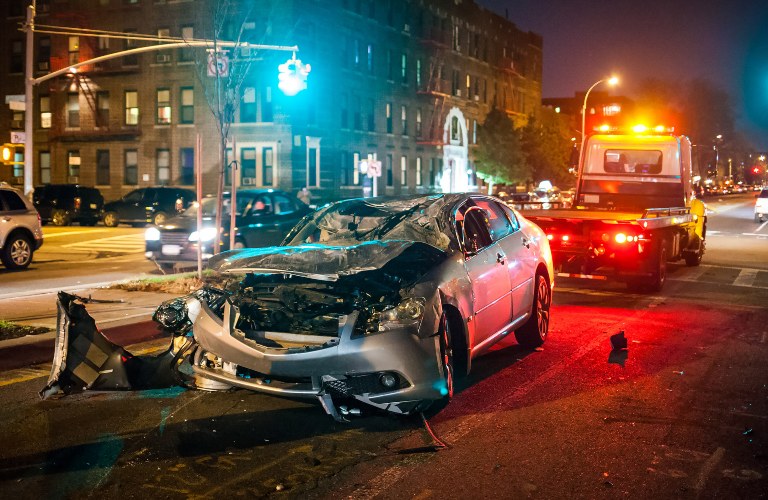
74,197,81,210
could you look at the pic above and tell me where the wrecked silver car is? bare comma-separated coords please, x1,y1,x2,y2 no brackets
42,194,554,420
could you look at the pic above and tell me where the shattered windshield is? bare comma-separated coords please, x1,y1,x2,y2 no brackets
283,195,454,251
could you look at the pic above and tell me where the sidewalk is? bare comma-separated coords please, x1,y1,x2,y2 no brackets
0,287,180,369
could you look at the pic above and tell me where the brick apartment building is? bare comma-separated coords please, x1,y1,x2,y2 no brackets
1,0,542,203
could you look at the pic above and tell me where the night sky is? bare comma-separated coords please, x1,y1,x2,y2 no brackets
479,0,768,149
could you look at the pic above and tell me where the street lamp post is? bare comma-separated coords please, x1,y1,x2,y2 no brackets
578,76,618,177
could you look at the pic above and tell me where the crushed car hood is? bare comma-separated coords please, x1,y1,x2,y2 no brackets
207,240,446,280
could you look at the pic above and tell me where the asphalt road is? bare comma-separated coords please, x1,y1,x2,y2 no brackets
0,194,765,498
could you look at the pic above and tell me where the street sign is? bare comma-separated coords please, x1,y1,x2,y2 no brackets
10,131,25,144
367,160,382,177
207,51,230,77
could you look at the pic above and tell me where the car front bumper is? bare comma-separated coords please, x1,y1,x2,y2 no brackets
190,298,445,416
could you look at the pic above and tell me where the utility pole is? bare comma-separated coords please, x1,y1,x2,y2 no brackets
22,1,36,196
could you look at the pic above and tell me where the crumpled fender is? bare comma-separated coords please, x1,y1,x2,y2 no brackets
40,292,190,399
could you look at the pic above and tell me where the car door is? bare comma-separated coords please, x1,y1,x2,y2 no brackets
121,189,147,222
499,203,537,319
458,201,513,349
239,193,283,247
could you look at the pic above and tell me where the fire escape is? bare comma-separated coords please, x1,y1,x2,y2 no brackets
416,23,451,146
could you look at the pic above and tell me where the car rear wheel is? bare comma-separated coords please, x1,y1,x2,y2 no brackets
233,239,246,250
51,209,70,226
103,212,119,227
1,234,33,270
153,212,167,226
514,272,551,348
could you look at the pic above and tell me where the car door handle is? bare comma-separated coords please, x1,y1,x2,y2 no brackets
496,252,506,264
522,237,530,249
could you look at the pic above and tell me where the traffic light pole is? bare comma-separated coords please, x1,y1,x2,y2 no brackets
22,2,36,195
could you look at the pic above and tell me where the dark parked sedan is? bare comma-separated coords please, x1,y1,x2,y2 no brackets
103,187,196,227
144,188,312,270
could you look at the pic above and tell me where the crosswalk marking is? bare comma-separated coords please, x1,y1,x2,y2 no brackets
61,234,145,254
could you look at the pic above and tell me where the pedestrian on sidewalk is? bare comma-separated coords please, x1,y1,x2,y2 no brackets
297,186,312,205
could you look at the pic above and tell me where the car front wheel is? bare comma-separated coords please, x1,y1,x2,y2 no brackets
1,234,33,270
514,272,551,348
438,312,454,401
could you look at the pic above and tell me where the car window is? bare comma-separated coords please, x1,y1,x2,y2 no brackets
0,190,27,212
500,204,521,232
455,201,493,252
123,190,143,202
473,198,513,241
272,194,296,215
247,195,273,215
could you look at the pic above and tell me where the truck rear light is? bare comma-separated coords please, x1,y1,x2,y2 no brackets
562,235,570,241
74,197,81,210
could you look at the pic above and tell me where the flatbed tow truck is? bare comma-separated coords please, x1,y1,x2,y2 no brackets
517,127,707,292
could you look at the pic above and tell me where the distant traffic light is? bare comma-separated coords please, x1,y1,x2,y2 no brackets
278,56,311,96
753,166,762,174
1,143,23,165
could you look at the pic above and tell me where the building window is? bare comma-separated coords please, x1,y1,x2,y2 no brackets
473,119,477,144
261,86,273,122
386,49,393,81
39,152,51,184
429,158,436,186
179,26,194,62
416,108,422,138
156,149,170,185
386,102,392,133
416,58,422,89
125,90,139,125
367,98,375,132
241,148,256,179
124,29,138,66
40,96,51,129
353,39,360,68
179,148,194,185
67,150,81,178
452,69,460,96
401,53,408,84
386,154,393,186
416,157,422,186
367,43,374,73
37,37,50,72
180,87,194,124
466,74,471,99
241,87,256,122
156,28,170,63
400,155,407,186
10,40,23,73
353,96,362,130
156,88,171,124
262,147,273,186
67,93,80,128
96,91,110,127
401,105,408,136
308,147,318,187
340,94,348,128
124,149,138,185
96,150,110,185
68,36,79,65
341,151,351,186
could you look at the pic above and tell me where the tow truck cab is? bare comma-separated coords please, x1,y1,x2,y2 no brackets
576,133,695,212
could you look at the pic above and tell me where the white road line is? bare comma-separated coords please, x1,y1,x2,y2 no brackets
42,229,111,238
758,220,768,232
733,268,760,287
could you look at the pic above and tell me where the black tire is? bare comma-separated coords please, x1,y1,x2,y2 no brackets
757,214,763,223
684,241,703,267
153,211,168,226
437,312,455,401
646,242,668,292
51,209,71,226
233,238,247,250
514,272,551,348
103,211,119,227
1,233,33,270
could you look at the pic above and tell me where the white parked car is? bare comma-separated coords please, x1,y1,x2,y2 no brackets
756,188,768,222
0,183,43,269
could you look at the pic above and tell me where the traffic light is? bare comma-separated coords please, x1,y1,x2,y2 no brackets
753,166,762,174
1,143,23,166
278,56,311,96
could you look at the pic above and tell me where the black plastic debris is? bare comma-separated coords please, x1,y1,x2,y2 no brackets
610,331,628,350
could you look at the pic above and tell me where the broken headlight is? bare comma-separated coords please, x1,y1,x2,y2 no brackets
153,297,191,332
369,297,426,333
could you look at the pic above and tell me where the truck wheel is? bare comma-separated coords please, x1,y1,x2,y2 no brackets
647,243,668,292
51,209,71,226
684,240,703,267
103,212,119,227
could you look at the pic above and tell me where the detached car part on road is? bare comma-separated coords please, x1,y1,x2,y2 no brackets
42,194,554,420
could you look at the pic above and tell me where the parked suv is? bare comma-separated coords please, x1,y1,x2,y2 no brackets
755,188,768,222
33,184,104,226
103,187,196,227
0,183,43,269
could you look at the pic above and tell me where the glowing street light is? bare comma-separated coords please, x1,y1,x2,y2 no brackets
578,75,619,174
